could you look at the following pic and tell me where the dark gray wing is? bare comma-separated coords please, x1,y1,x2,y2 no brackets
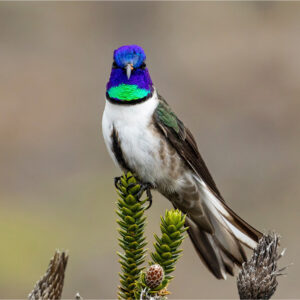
155,95,262,279
154,94,224,201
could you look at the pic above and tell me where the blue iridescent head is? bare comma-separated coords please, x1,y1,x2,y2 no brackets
106,45,153,103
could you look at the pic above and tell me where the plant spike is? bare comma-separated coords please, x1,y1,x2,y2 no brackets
136,209,187,298
151,210,187,281
116,172,148,300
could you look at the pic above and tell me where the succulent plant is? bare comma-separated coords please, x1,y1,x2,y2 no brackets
116,172,148,300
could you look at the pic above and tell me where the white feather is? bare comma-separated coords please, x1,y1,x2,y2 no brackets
194,176,257,249
102,91,178,187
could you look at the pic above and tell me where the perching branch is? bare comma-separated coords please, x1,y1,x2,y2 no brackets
150,210,187,281
115,173,188,300
136,210,187,299
115,172,148,299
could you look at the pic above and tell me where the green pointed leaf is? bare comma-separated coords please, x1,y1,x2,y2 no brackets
160,224,168,234
122,207,134,216
170,231,181,239
169,239,182,248
124,216,135,224
160,244,171,252
176,219,186,229
127,175,136,185
153,243,163,254
128,185,140,195
154,234,162,244
161,252,172,259
161,233,172,244
167,224,177,233
121,177,127,187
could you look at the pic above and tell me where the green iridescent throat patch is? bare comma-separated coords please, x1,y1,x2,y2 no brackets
108,84,150,101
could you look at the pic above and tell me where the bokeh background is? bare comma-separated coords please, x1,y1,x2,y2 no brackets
0,1,299,298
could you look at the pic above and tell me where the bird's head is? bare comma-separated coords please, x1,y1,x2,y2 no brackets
106,45,153,103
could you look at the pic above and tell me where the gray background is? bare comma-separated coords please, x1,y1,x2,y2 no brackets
0,2,299,298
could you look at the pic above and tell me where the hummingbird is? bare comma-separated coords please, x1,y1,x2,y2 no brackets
102,45,262,279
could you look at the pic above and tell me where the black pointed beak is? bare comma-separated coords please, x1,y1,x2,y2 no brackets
125,64,133,80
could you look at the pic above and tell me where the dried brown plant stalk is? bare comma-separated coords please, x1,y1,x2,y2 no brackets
237,233,286,299
28,250,68,300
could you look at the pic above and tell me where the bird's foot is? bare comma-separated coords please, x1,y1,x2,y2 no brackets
114,176,152,209
137,182,153,210
114,176,122,189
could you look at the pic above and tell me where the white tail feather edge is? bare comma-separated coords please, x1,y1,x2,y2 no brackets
195,176,258,249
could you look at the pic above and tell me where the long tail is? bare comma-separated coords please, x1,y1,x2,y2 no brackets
175,179,263,279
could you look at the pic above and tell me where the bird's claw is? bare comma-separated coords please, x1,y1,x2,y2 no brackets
114,176,122,189
137,182,153,210
114,176,153,209
145,186,153,210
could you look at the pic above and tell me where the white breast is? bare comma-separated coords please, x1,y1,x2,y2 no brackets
102,92,164,185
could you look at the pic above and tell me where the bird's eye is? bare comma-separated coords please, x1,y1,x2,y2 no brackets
112,61,118,68
140,62,146,69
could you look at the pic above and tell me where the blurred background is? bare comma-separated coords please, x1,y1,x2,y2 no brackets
0,2,299,298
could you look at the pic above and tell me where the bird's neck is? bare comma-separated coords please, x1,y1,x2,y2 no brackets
106,68,153,105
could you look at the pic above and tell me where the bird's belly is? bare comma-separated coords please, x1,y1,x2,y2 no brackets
102,96,189,191
118,126,191,196
116,123,167,185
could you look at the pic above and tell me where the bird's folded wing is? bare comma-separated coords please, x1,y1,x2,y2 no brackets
154,94,224,202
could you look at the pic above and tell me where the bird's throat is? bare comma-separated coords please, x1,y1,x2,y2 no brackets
106,67,153,104
107,84,151,102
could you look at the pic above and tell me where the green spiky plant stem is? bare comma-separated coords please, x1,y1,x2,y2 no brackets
116,172,148,300
136,210,188,298
152,210,187,280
